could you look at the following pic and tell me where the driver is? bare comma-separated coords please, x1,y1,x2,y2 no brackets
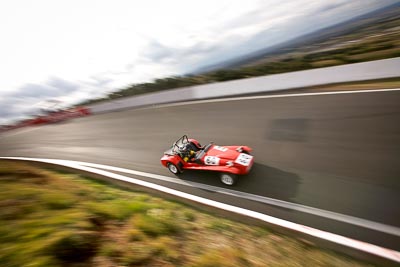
180,144,198,162
183,150,196,162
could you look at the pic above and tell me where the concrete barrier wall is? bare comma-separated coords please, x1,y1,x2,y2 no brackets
89,57,400,114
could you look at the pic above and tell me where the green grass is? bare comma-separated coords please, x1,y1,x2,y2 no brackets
0,161,374,266
132,212,180,237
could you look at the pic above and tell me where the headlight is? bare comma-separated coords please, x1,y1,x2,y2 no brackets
226,161,234,166
236,147,243,153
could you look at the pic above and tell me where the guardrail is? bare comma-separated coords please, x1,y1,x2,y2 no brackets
0,107,91,133
88,57,400,114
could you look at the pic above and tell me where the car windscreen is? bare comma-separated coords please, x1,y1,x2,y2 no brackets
203,143,213,152
175,135,189,149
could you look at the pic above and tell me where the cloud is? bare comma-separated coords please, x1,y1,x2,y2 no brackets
139,39,220,74
0,103,19,117
0,98,41,124
47,77,81,92
11,83,62,99
316,2,347,13
87,75,114,87
143,40,175,62
5,77,81,100
0,76,116,124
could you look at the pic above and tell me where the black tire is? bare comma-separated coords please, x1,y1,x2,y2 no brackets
220,173,237,186
167,163,181,175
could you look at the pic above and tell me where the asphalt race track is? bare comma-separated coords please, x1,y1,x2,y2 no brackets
1,89,400,251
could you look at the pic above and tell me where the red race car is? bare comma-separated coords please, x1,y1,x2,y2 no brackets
161,135,254,185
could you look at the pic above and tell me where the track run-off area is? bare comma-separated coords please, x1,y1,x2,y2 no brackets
1,88,400,262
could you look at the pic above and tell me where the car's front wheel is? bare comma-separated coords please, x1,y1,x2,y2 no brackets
167,163,181,175
220,173,237,186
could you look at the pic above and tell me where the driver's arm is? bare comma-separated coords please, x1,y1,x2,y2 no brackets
183,150,197,162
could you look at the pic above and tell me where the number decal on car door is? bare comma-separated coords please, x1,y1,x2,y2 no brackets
204,156,220,165
235,153,253,166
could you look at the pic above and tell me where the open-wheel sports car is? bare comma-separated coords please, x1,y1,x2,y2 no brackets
161,135,254,185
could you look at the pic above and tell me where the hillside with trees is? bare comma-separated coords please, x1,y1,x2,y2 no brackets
82,3,400,105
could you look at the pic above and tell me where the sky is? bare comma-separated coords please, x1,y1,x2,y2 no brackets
0,0,397,124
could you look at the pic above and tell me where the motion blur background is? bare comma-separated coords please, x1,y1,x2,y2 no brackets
0,1,400,266
0,0,399,126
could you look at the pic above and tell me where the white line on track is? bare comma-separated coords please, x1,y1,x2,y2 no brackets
148,88,400,109
67,160,400,237
1,156,400,262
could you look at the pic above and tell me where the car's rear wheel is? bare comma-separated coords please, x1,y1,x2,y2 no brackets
167,163,181,174
220,173,237,186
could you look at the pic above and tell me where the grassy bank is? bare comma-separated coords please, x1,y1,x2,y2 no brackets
0,161,373,267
